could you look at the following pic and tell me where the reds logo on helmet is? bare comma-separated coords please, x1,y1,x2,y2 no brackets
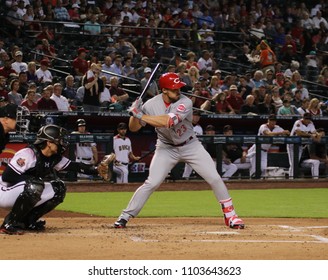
159,73,186,89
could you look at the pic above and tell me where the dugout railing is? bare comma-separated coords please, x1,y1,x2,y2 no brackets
6,133,328,181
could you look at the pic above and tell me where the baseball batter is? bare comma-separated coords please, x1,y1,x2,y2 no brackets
114,72,244,229
287,112,319,178
247,114,290,178
113,122,140,183
0,124,101,235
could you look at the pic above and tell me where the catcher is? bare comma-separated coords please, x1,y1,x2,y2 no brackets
0,124,114,235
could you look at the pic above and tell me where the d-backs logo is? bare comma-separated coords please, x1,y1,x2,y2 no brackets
16,158,26,167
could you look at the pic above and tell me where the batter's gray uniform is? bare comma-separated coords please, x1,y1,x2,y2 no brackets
117,94,234,221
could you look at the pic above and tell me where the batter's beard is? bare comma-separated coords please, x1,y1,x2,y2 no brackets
168,95,180,103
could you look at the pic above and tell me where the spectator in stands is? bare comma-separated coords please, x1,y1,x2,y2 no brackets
21,89,37,111
297,98,310,116
277,98,299,116
122,56,136,81
109,76,129,110
155,38,175,66
82,63,104,111
284,60,300,80
0,76,9,101
237,75,252,99
140,67,159,101
250,70,265,89
273,72,285,87
54,0,71,21
136,56,149,81
11,50,28,74
26,61,38,84
291,80,309,100
37,86,58,111
197,49,213,73
17,71,28,97
73,47,89,80
41,38,56,59
6,3,24,37
258,40,276,74
279,78,293,97
62,74,79,107
240,95,259,115
207,75,221,96
222,125,251,180
198,22,215,48
208,91,235,115
301,11,315,31
35,59,53,84
84,14,101,35
8,79,23,106
176,62,192,90
99,76,111,108
290,89,303,109
139,37,155,61
68,3,81,22
0,59,16,80
226,84,244,114
36,24,55,41
27,82,41,102
312,10,328,30
50,83,71,111
257,93,275,115
108,54,123,79
307,98,323,116
100,55,112,81
114,37,138,58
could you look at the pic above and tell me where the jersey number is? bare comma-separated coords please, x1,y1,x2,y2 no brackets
176,125,187,137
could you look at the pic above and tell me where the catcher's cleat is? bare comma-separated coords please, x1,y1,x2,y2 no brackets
26,220,46,231
0,223,24,235
225,216,245,229
114,219,127,228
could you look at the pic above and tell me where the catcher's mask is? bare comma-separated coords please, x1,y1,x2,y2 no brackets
34,124,69,154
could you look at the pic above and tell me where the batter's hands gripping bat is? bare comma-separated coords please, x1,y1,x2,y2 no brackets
128,63,162,116
97,153,116,181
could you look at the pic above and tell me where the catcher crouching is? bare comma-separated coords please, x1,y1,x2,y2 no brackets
0,124,114,235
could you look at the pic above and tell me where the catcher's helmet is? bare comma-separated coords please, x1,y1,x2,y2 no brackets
34,124,68,153
158,73,186,90
76,118,86,127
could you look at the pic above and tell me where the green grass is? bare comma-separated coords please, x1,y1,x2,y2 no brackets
57,189,328,218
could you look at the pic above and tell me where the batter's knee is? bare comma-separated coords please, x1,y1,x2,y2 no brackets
50,180,66,203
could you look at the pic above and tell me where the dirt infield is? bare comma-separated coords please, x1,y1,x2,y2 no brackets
0,179,327,260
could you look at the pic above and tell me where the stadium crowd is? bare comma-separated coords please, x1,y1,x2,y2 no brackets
0,0,328,117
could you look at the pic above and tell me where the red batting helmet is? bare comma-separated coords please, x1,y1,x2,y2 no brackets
158,73,186,90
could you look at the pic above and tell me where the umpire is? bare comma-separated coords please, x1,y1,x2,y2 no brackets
0,103,19,153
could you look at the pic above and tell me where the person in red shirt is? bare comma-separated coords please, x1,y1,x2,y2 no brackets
214,91,235,114
0,76,9,100
0,59,17,79
72,48,89,79
226,84,244,114
21,89,38,111
36,86,58,111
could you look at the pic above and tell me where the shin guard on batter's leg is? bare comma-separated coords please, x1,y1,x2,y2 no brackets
220,198,245,229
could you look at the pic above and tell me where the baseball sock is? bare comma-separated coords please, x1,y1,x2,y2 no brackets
219,197,237,226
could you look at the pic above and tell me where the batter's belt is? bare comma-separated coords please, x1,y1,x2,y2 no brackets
163,136,194,147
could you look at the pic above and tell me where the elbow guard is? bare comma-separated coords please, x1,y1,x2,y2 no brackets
167,113,181,128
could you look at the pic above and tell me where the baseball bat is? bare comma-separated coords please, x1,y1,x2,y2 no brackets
138,63,162,101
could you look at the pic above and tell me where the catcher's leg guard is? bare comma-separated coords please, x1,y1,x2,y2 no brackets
1,180,44,233
23,180,66,229
220,198,245,229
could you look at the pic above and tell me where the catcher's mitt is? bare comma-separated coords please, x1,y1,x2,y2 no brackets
97,153,116,181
